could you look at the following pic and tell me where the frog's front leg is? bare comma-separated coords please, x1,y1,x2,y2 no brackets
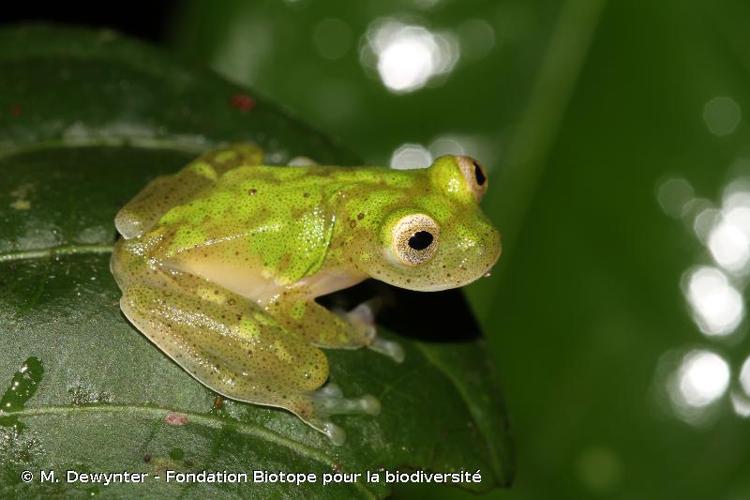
113,241,379,445
266,288,405,363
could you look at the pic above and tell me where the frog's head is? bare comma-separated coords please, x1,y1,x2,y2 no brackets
360,155,501,292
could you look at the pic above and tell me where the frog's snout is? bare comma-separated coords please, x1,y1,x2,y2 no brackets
459,225,501,285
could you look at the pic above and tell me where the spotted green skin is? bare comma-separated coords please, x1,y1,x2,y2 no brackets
110,144,501,443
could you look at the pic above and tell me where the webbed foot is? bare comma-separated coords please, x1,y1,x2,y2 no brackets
343,301,405,363
304,383,380,445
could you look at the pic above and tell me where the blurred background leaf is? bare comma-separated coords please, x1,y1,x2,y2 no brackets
168,0,750,499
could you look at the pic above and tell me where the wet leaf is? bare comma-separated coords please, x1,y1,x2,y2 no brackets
0,25,512,498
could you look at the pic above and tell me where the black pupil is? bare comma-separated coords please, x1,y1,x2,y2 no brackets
473,161,486,186
408,231,434,251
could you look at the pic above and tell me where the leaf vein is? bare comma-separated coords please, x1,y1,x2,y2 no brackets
10,403,380,499
0,244,114,263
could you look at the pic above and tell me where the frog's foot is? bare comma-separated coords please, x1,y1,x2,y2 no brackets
289,155,318,166
342,301,405,363
300,383,381,446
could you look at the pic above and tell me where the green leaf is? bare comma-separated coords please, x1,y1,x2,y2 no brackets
0,25,512,498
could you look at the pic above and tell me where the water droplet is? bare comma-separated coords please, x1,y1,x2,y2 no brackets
0,357,44,426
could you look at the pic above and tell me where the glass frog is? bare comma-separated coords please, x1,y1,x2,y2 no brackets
110,144,501,445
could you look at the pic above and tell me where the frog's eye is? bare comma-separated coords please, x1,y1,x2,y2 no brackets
456,156,488,202
392,214,440,266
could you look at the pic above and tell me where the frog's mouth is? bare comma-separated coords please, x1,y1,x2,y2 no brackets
376,235,502,292
408,257,500,292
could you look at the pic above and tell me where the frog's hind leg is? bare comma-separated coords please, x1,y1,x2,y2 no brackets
118,261,378,444
115,144,264,238
267,293,405,364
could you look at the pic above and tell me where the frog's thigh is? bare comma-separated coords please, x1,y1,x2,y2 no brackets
115,144,264,238
120,276,328,416
120,271,379,444
199,143,264,174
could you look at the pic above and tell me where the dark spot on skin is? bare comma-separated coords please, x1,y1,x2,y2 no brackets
408,231,434,250
230,93,256,112
473,160,486,186
248,188,257,195
357,212,365,220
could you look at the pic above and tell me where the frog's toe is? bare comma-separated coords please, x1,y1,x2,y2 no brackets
345,301,376,326
368,337,405,363
318,421,347,446
289,155,319,166
341,300,405,363
311,383,381,417
299,383,381,445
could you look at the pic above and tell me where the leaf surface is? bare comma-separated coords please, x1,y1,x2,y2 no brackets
0,25,512,498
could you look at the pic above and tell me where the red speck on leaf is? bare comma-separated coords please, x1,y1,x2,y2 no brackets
9,105,21,117
230,93,256,112
164,412,189,426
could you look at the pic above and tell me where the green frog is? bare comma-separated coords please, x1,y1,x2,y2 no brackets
111,144,501,445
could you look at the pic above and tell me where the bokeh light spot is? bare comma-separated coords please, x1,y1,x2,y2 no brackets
458,19,496,61
390,143,432,169
673,350,730,408
576,446,621,492
684,266,744,336
703,96,741,137
363,20,459,94
708,219,750,272
656,177,694,218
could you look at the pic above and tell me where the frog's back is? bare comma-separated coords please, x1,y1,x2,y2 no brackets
115,144,264,239
151,164,348,286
